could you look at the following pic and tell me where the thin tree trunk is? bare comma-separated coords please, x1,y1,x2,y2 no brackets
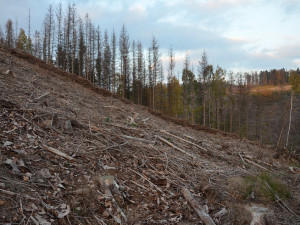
230,102,233,133
203,88,206,126
286,90,294,149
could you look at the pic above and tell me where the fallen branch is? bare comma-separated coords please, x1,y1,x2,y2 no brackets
160,130,207,153
0,189,38,201
98,176,127,223
34,91,51,100
238,152,246,165
181,187,216,225
128,168,164,194
43,144,75,162
213,208,227,218
156,135,194,158
121,135,155,145
182,134,201,143
244,158,269,171
103,122,137,130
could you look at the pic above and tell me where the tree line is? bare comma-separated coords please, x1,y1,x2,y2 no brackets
0,3,299,149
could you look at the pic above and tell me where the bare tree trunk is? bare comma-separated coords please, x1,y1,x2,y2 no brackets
203,90,206,126
230,102,233,133
208,87,211,128
286,90,294,149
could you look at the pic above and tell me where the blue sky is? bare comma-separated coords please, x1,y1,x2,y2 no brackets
0,0,300,74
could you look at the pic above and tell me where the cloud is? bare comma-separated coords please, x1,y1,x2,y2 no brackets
0,0,299,73
129,5,147,14
271,44,300,59
196,0,253,12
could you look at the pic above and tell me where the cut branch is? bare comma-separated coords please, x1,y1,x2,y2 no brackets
244,158,269,171
43,144,75,162
160,130,207,153
128,168,164,194
156,135,194,158
121,135,155,145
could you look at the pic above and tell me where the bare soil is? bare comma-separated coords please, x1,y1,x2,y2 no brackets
0,47,299,224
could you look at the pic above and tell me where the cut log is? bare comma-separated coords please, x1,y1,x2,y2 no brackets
43,144,75,162
156,135,194,158
181,187,216,225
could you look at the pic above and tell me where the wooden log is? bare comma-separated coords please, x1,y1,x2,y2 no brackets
156,135,194,158
160,130,207,153
43,144,75,162
181,187,216,225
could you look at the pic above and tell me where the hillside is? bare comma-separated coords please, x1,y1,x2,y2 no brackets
0,47,300,224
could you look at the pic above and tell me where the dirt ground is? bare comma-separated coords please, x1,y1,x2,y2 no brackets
0,47,299,224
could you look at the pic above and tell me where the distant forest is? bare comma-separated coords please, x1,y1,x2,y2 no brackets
1,3,300,150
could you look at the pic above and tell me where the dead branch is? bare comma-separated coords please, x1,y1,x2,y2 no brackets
238,152,246,165
0,188,38,201
98,176,127,223
181,187,216,225
42,144,75,162
121,135,155,145
103,122,138,130
182,133,201,142
34,91,51,100
156,135,194,158
128,168,164,194
244,158,269,171
160,130,207,153
213,208,227,218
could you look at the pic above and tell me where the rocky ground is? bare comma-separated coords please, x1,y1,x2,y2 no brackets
0,47,299,224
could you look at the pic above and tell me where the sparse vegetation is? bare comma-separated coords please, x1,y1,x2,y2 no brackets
243,172,290,201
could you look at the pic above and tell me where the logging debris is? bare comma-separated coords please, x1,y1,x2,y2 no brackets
0,46,299,224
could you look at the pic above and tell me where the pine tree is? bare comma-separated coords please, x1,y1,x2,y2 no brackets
111,29,117,93
137,41,144,105
103,30,111,90
5,19,14,48
119,24,130,99
167,47,175,115
151,36,159,109
198,50,208,126
16,28,27,50
95,26,102,85
78,19,85,77
132,40,137,103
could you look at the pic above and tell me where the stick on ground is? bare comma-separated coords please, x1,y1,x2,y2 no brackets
181,187,216,225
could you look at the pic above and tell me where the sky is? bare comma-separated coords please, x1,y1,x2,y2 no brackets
0,0,300,74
